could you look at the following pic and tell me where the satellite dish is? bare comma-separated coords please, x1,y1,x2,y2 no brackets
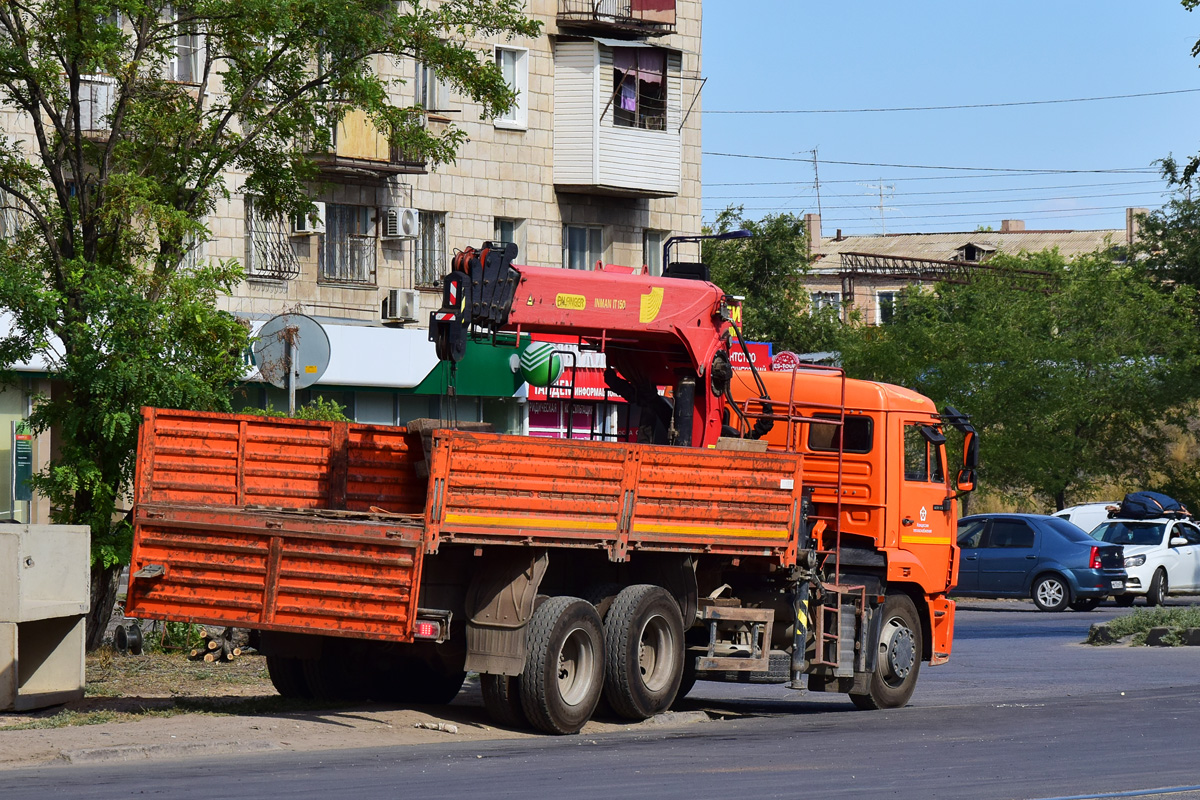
253,313,331,390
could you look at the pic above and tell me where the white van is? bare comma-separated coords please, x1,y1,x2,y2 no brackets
1052,502,1117,535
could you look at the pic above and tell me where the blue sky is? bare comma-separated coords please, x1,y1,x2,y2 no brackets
700,1,1200,236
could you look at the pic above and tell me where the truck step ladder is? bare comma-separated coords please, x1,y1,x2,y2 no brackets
810,583,866,678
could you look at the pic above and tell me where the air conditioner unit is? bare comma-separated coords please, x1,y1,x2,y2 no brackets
383,288,420,322
291,201,326,236
381,207,419,240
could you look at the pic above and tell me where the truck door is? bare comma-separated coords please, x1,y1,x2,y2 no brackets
897,420,953,558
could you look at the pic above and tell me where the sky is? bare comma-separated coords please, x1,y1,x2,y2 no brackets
700,1,1200,236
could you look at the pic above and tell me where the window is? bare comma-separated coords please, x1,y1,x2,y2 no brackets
1174,522,1200,545
179,227,205,273
811,291,841,311
416,63,450,112
957,519,985,549
494,217,525,259
903,423,945,483
612,47,667,131
167,6,202,84
808,413,874,454
244,197,300,280
876,291,896,325
321,204,376,284
986,520,1035,550
0,188,21,240
494,46,528,128
643,230,666,276
563,225,604,270
416,210,447,286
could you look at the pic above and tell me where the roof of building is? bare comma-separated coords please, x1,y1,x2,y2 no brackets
811,228,1124,272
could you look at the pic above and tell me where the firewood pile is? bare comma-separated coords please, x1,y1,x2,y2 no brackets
187,627,251,663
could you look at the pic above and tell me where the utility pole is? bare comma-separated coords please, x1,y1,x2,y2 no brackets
810,147,822,217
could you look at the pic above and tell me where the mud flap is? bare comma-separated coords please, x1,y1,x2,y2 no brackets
464,549,549,675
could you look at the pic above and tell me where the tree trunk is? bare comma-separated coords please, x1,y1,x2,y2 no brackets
85,561,123,651
1055,490,1067,512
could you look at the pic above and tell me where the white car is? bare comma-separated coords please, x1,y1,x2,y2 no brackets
1053,502,1118,535
1090,517,1200,605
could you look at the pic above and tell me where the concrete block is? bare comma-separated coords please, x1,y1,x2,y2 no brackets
1182,628,1200,646
1144,627,1171,647
0,525,89,711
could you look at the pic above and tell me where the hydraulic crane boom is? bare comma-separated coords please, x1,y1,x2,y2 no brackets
428,242,742,447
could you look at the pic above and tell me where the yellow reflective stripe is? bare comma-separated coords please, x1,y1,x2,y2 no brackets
633,522,789,539
444,513,617,531
902,535,952,544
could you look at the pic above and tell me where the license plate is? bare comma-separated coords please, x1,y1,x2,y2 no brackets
1111,581,1125,589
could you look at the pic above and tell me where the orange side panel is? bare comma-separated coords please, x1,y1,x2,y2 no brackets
428,432,806,561
127,505,424,642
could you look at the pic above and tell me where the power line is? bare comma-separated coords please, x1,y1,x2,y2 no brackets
703,189,1167,211
703,87,1200,115
712,172,1162,186
705,179,1164,195
705,152,1158,174
822,203,1147,223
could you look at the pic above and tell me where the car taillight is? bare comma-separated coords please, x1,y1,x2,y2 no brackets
1089,546,1103,570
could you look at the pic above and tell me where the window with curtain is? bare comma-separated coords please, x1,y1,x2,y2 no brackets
563,225,603,270
612,48,666,131
321,204,376,284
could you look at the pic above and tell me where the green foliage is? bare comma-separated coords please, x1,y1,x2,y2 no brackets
146,621,206,653
0,0,537,572
839,249,1200,510
703,205,843,353
1088,606,1200,645
242,397,350,421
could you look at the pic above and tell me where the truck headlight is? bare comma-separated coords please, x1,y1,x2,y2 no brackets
1125,554,1146,567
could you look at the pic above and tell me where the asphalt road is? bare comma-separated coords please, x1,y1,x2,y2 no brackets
5,598,1200,800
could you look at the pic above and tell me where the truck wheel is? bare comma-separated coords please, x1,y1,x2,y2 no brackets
1032,575,1071,612
520,596,605,735
302,651,366,702
602,585,684,720
266,655,313,699
368,648,466,705
481,674,527,728
849,593,921,710
1147,570,1169,606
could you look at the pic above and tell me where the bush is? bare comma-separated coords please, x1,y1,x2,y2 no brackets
1089,607,1200,645
241,398,350,421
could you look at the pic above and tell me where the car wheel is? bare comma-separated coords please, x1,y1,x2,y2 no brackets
1113,593,1136,607
1147,570,1168,606
1069,598,1101,612
1032,575,1071,612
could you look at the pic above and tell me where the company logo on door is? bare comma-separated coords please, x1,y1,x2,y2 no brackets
920,506,927,522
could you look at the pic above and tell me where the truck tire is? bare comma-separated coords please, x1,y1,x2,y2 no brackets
266,655,312,699
369,657,466,705
1147,569,1169,606
481,674,527,728
302,651,367,703
520,596,605,735
602,585,685,720
1032,574,1071,612
849,593,921,710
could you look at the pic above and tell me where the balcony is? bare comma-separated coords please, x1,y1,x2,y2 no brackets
310,108,427,178
558,0,676,36
78,75,117,135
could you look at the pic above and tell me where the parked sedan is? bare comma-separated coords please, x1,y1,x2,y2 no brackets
955,513,1126,611
1090,517,1200,606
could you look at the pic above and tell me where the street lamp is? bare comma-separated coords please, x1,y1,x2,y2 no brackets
662,229,753,275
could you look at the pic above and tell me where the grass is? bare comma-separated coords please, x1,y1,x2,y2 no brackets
1087,606,1200,645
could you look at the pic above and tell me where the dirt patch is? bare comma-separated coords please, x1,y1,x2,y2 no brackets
0,648,709,769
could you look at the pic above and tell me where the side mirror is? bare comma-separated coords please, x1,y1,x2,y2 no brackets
955,467,976,493
1170,536,1188,548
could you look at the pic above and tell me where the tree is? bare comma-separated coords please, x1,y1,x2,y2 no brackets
1132,158,1200,289
839,250,1200,510
0,0,538,647
702,205,842,354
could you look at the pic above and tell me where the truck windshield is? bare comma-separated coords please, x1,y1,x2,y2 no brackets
1091,521,1165,547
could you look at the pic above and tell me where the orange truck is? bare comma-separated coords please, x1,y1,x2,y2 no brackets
126,243,977,734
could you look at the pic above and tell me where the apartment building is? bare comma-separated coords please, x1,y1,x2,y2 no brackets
220,0,704,434
801,210,1145,326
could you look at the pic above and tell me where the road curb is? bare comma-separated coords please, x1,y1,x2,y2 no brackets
59,739,280,764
